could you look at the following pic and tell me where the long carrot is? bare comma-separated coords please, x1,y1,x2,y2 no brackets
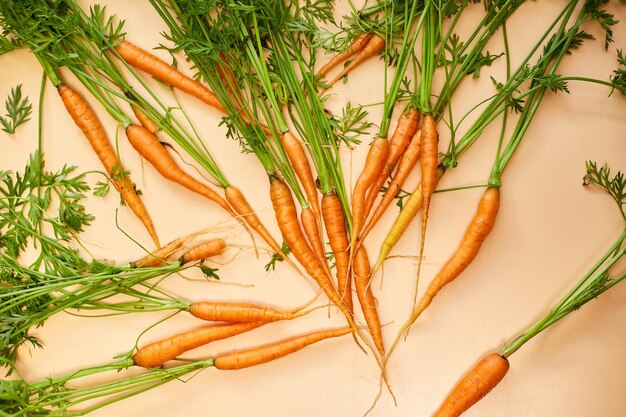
411,187,500,321
133,322,264,368
433,353,509,417
415,114,439,289
114,40,226,112
57,85,160,248
362,106,420,223
360,129,422,243
323,34,385,89
322,192,353,311
189,300,305,323
353,246,384,356
125,124,236,217
316,33,373,78
179,239,226,264
213,327,352,370
268,176,356,321
350,137,390,254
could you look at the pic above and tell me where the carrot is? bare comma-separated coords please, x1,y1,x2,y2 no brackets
362,107,420,226
360,129,422,243
57,85,160,248
133,322,264,368
350,137,390,254
433,353,509,417
416,114,439,286
114,40,226,112
130,237,189,268
410,187,500,322
370,166,445,278
269,176,346,312
179,238,226,264
281,132,321,220
321,192,353,311
301,207,331,277
224,185,293,266
131,104,159,134
125,124,236,217
316,33,373,78
213,327,352,370
353,246,384,356
189,300,305,323
324,34,385,89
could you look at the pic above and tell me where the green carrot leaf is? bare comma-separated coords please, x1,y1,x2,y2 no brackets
0,84,32,134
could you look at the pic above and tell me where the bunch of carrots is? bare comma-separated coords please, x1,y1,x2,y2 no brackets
0,0,625,416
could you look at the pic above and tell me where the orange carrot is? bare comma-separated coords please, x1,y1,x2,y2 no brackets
301,207,331,277
350,137,390,254
114,40,226,112
321,192,353,311
360,129,422,243
131,104,159,134
415,114,439,300
57,85,160,248
130,237,189,268
180,239,226,264
353,246,384,356
224,185,290,263
316,33,373,78
125,124,236,217
411,187,500,322
189,300,304,323
281,132,321,220
433,353,509,417
362,107,420,224
324,34,385,88
213,327,352,370
269,177,345,311
133,322,264,368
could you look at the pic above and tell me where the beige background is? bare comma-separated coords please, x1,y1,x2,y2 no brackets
1,1,625,416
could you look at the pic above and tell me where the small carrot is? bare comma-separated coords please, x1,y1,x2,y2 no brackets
411,187,500,322
114,40,226,112
281,132,321,220
189,300,305,323
362,106,420,225
360,129,422,243
324,34,385,89
213,327,352,370
321,192,353,311
130,104,159,134
350,137,390,254
57,85,160,248
433,353,509,417
416,114,439,288
301,207,331,277
179,239,226,264
125,124,236,217
130,237,189,268
316,33,373,78
133,322,264,368
353,246,384,356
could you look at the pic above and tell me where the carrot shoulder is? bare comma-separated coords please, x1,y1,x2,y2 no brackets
57,85,160,247
434,353,509,417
